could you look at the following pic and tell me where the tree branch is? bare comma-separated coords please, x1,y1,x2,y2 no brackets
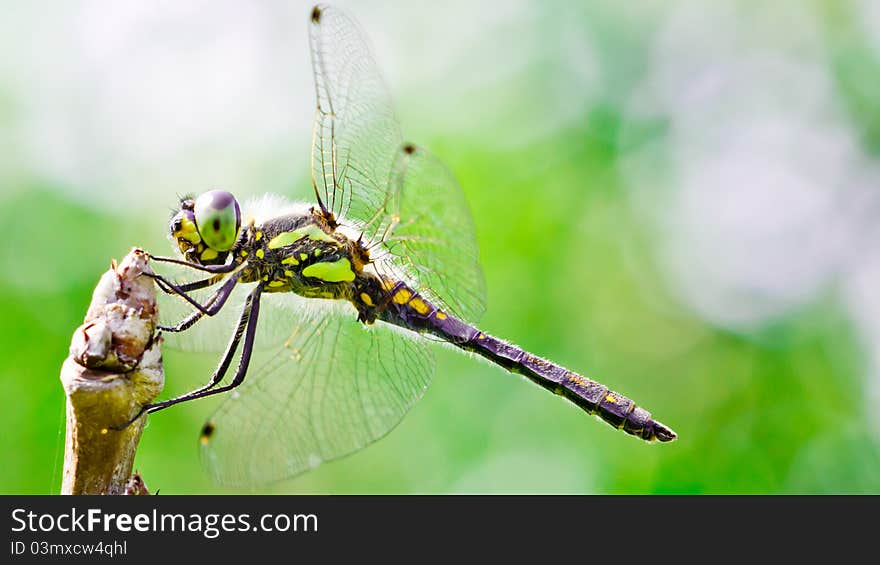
60,248,164,495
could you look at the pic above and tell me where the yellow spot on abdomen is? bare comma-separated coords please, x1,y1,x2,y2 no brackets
256,249,264,259
255,231,263,241
282,256,299,266
300,253,308,261
409,296,431,315
568,374,588,387
392,288,412,304
435,311,447,320
268,281,285,288
360,293,374,307
284,270,294,277
605,394,617,403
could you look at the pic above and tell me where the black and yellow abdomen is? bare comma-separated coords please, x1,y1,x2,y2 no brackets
377,280,676,443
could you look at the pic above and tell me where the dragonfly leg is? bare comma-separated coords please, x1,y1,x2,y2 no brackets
142,283,263,418
158,272,242,332
152,277,212,299
154,274,224,295
144,270,240,316
114,283,262,429
148,254,240,274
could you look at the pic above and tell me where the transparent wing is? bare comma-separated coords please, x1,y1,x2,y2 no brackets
199,296,434,486
310,4,402,230
373,144,487,323
309,6,485,321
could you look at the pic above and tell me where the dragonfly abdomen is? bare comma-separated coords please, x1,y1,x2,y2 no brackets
376,280,675,442
384,289,672,442
461,332,676,442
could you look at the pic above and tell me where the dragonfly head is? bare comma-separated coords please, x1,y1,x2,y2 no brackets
169,190,241,265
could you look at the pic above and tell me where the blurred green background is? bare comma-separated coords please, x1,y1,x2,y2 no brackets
3,0,880,493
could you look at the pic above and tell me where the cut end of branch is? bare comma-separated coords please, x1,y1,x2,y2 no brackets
61,247,164,495
70,248,158,373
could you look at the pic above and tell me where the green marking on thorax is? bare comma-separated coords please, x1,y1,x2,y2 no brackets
268,224,336,249
268,231,303,249
301,258,356,282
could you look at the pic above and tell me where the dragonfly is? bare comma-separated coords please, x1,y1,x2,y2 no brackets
136,4,676,485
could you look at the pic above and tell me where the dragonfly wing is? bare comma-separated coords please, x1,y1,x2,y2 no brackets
310,4,402,230
374,144,487,323
310,6,484,322
199,295,434,485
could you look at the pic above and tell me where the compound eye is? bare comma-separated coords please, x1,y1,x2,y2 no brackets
193,190,241,251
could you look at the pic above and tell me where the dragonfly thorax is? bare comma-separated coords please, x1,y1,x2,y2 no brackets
235,210,350,295
224,208,394,321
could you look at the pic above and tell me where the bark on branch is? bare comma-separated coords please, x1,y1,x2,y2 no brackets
60,248,163,495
